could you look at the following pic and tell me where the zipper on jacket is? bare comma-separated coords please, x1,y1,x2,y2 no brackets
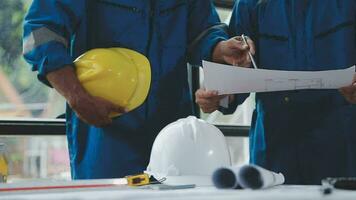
145,0,155,119
146,1,155,55
97,0,142,13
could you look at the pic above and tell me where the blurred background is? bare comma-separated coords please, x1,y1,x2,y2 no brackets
0,0,68,182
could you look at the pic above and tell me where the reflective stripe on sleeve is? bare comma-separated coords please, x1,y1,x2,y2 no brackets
23,27,68,54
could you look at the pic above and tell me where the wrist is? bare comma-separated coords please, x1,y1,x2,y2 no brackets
212,41,226,63
66,86,91,108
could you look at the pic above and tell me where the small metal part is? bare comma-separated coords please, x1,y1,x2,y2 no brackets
241,34,258,69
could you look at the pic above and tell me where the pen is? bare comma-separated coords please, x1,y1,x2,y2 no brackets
241,34,258,69
321,177,356,195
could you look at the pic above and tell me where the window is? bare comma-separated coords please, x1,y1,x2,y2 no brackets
0,0,69,182
1,136,70,182
0,0,66,119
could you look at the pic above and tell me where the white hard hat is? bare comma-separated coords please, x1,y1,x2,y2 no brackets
146,116,232,186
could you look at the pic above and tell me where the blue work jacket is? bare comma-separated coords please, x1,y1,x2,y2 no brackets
23,0,223,179
220,0,356,184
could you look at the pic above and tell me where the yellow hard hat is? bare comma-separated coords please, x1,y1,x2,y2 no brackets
74,48,151,117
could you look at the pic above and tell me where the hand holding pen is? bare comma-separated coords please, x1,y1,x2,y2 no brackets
212,34,256,68
198,34,257,114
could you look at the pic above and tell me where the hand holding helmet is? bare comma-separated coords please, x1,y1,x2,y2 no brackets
67,90,126,127
74,48,151,118
47,48,151,127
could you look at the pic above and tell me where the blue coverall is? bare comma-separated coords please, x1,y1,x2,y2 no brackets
219,0,356,184
23,0,223,179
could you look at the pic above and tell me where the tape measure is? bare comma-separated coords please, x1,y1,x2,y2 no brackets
125,173,151,186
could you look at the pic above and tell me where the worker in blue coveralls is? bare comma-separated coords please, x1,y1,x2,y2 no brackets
196,0,356,185
23,0,225,179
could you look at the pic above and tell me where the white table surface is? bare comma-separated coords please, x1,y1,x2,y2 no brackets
0,184,355,200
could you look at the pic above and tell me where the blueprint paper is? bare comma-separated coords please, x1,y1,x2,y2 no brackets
238,165,285,189
203,61,355,95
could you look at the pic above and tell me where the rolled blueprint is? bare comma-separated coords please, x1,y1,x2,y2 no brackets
212,166,242,189
212,164,285,189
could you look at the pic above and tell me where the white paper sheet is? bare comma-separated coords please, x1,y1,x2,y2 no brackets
203,61,355,95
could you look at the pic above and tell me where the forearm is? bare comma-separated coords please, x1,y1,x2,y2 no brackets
186,0,229,65
46,65,88,106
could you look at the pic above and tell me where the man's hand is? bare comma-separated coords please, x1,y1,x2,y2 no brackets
47,66,126,127
340,74,356,104
195,88,234,113
213,36,256,67
68,92,125,127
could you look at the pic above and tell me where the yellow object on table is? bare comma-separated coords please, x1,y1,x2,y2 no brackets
125,173,150,186
0,143,8,183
